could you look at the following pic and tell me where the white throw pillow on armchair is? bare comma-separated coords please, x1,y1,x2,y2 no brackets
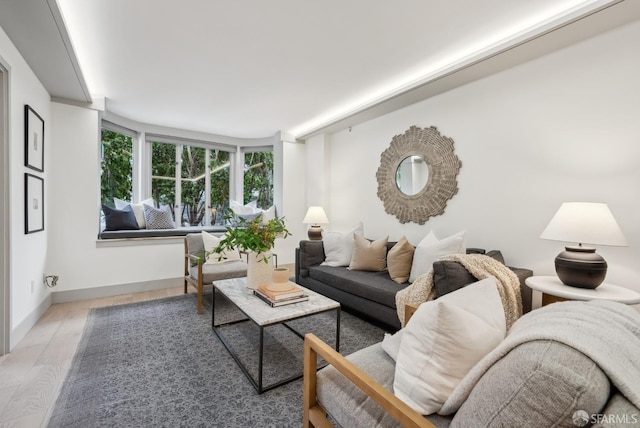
202,231,242,264
408,231,466,283
321,222,364,267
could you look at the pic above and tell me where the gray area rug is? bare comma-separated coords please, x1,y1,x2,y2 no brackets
47,290,385,427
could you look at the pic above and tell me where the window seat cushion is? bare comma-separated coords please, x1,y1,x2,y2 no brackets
99,226,228,240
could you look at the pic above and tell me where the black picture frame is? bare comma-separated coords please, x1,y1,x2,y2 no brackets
24,105,44,172
25,173,44,234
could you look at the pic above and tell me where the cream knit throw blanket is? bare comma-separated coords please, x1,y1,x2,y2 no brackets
395,254,523,328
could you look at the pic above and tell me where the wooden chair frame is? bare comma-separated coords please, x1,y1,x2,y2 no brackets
303,303,435,428
184,239,207,314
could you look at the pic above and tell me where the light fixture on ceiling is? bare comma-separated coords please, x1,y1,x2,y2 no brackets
303,206,329,240
540,202,627,289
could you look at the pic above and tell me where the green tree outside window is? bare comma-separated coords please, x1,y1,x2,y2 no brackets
100,129,133,208
244,151,273,209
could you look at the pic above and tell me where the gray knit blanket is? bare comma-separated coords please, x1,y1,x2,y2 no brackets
441,299,640,415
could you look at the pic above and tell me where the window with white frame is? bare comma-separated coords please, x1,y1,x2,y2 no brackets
243,148,274,210
100,123,134,208
150,139,233,226
100,120,275,231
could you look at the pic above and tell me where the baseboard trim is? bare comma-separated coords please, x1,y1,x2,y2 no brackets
51,277,183,304
11,294,53,350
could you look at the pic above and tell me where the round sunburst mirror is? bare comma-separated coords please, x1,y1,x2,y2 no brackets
376,126,462,224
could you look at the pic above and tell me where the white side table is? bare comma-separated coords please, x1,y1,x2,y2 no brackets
525,276,640,306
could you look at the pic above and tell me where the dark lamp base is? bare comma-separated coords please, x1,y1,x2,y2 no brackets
307,225,323,240
555,246,607,289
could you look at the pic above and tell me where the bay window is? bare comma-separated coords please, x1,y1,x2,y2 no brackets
100,119,273,232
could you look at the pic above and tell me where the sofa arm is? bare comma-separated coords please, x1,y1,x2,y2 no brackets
297,240,326,278
303,333,434,428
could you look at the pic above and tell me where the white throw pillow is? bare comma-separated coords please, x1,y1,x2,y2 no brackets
114,197,154,229
259,205,276,224
408,231,466,283
230,200,258,215
418,230,439,246
393,277,506,415
201,231,242,264
381,329,404,362
321,222,364,267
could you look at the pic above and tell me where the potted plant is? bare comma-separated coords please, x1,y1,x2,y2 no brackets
209,209,290,289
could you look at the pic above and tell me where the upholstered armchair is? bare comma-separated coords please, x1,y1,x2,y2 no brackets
183,233,247,313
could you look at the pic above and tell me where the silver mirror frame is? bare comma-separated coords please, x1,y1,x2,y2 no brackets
376,126,462,224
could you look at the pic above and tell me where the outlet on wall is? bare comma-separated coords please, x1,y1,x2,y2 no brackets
31,280,35,294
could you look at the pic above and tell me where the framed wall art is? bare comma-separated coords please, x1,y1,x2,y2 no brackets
25,173,44,234
24,104,44,172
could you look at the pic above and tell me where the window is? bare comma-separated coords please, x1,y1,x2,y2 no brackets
100,119,275,232
243,149,273,209
210,150,230,225
150,138,234,226
150,140,176,209
100,127,133,208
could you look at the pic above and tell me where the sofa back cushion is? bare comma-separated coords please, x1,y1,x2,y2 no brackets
297,240,326,277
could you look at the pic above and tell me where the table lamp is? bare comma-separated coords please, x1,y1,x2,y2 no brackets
303,206,329,240
540,202,627,289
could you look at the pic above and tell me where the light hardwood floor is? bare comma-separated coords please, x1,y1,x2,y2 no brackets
0,286,186,428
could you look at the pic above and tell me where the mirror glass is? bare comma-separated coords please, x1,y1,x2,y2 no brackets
396,156,429,196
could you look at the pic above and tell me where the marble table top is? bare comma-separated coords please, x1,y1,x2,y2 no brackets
213,277,340,326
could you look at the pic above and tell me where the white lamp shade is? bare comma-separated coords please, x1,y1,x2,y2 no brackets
540,202,627,247
303,206,329,225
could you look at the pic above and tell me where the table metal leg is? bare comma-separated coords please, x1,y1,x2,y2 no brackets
258,326,264,393
211,286,216,328
211,300,341,394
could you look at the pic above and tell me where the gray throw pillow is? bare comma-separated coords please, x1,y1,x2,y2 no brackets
143,204,175,229
433,260,476,298
486,249,505,264
433,251,506,298
102,204,139,231
451,340,610,427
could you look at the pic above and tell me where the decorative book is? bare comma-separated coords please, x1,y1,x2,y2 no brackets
256,283,304,300
253,289,309,307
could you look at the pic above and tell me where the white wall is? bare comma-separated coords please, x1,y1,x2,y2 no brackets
321,18,640,293
47,102,185,295
274,140,307,264
0,25,52,347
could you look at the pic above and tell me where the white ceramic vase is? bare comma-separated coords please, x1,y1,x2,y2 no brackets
246,251,273,289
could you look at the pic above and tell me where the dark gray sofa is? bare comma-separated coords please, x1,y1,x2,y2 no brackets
295,240,533,330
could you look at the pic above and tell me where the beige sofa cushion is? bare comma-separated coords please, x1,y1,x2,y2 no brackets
348,234,388,272
387,236,414,283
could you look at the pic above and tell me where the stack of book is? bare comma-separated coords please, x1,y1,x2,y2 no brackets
254,283,309,307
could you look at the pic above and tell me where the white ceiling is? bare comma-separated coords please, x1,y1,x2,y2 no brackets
3,0,639,139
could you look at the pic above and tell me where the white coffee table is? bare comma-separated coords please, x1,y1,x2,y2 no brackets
525,276,640,306
211,277,340,393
